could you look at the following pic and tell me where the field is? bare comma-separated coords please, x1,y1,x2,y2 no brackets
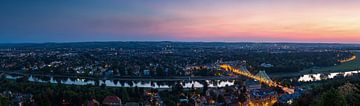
271,52,360,78
300,52,360,74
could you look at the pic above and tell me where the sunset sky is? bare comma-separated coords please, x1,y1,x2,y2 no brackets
1,0,360,43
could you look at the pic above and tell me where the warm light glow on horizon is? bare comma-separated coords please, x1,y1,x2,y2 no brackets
0,0,360,43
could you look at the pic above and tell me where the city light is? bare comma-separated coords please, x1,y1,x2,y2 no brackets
220,64,295,94
339,55,356,63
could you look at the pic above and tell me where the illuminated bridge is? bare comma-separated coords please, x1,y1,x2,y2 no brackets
220,64,295,94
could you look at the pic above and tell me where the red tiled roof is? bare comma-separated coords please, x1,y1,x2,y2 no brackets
102,96,121,105
87,99,100,106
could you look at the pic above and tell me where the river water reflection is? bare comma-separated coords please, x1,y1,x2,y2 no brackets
4,69,360,88
298,70,360,82
4,75,235,88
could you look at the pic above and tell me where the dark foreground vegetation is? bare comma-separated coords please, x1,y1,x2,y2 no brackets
293,74,360,106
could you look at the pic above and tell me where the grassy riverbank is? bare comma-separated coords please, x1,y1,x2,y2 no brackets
271,52,360,78
300,52,360,74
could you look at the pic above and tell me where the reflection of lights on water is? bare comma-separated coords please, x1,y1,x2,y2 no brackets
76,78,85,82
5,75,21,79
5,74,235,88
9,69,359,88
287,99,293,104
339,55,356,63
298,70,360,82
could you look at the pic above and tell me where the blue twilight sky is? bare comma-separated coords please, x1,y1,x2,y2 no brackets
1,0,360,43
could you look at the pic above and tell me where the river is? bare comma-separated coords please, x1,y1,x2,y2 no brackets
298,70,360,82
2,69,360,88
4,74,235,88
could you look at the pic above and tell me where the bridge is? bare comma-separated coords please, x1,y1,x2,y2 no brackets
220,64,295,94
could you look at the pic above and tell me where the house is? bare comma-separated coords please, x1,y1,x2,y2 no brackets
104,70,114,77
143,70,150,76
246,80,261,91
102,96,122,106
87,99,100,106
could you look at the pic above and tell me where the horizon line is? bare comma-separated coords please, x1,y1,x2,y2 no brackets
0,40,359,45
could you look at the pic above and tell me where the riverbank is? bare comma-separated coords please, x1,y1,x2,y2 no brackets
300,52,360,73
271,51,360,78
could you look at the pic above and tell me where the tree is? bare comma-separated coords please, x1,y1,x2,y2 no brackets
217,95,225,104
156,68,164,76
0,96,12,106
174,82,183,94
238,93,247,103
338,83,360,106
202,82,208,96
316,88,347,106
120,87,130,101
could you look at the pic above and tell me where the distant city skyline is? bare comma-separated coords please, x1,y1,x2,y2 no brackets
1,0,360,43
